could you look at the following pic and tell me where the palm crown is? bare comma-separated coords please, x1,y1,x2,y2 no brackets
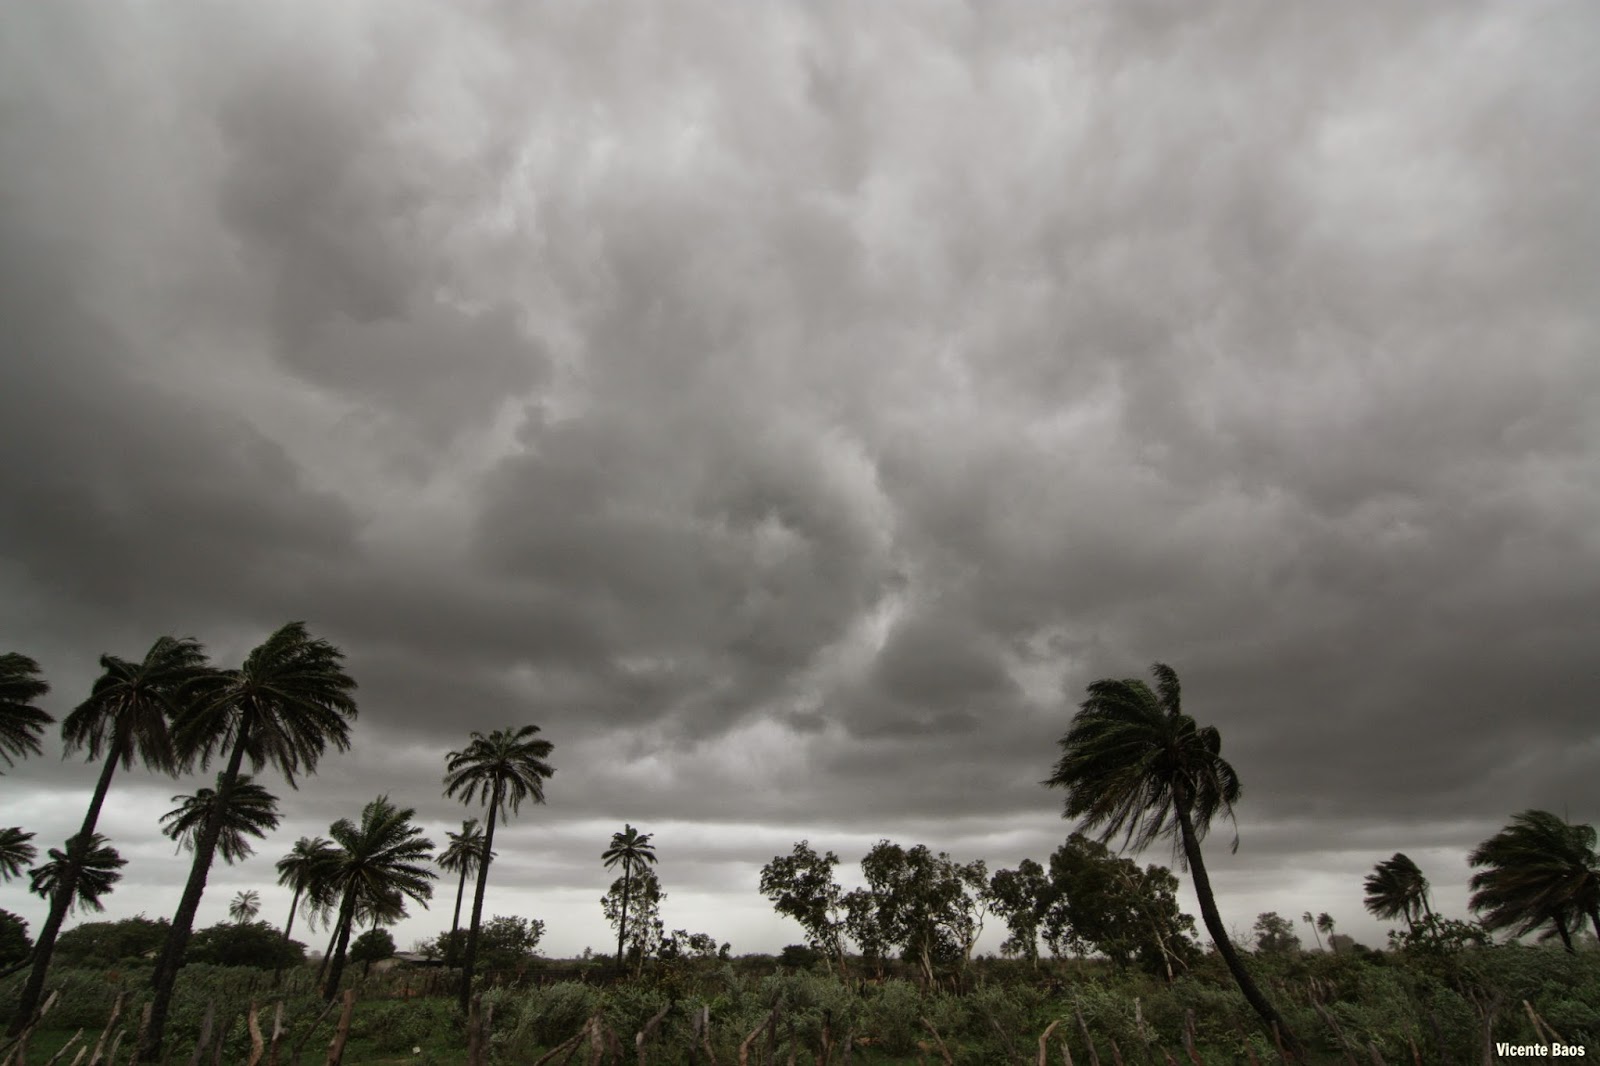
443,726,555,816
602,824,658,973
0,651,53,770
29,833,126,915
160,774,281,864
62,636,210,777
0,827,38,882
1363,853,1433,930
1468,810,1600,951
276,836,340,940
230,890,261,924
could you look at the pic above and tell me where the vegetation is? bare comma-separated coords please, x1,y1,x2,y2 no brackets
274,835,338,945
1364,853,1435,933
601,824,658,977
29,834,126,916
160,775,281,864
0,828,36,883
1469,809,1600,952
436,819,490,965
0,651,52,770
185,920,306,970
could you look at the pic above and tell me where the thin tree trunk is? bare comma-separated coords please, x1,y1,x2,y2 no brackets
317,922,340,987
141,719,253,1062
284,885,303,943
321,887,361,1000
1552,913,1574,954
615,865,632,978
457,781,500,1014
8,731,125,1037
1588,905,1600,944
449,865,468,962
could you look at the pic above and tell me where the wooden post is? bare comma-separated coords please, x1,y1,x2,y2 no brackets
739,1007,779,1066
635,1001,671,1065
39,1028,83,1066
246,1001,265,1066
1037,1019,1063,1066
918,1019,953,1066
87,992,124,1066
1074,1006,1101,1066
267,1002,286,1066
186,1003,215,1066
323,990,355,1066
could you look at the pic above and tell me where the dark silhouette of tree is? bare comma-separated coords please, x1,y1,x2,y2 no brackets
1316,912,1336,951
1043,662,1299,1052
758,841,850,978
1469,809,1600,953
0,652,52,771
275,836,339,945
160,775,280,864
1363,853,1433,932
29,834,126,915
437,819,492,965
601,824,658,977
442,725,554,1013
0,828,37,883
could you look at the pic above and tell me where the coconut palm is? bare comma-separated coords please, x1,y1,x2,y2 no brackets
437,819,492,965
442,725,555,1012
601,825,658,976
1468,810,1600,953
28,834,126,915
1301,911,1324,952
159,775,281,864
276,836,339,945
142,622,357,1062
11,635,209,1040
1,828,37,882
0,652,52,771
1316,913,1336,952
230,890,261,925
1043,662,1299,1051
318,796,436,1000
1363,854,1433,932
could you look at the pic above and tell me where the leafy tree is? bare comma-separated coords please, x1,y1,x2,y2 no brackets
0,651,52,771
437,819,492,965
842,888,889,974
30,833,126,914
1468,809,1600,952
320,796,437,1000
160,775,280,864
1253,912,1301,955
474,915,545,972
442,725,554,1013
601,824,658,977
777,943,823,969
1363,853,1433,933
275,836,339,944
350,928,396,974
53,916,171,967
0,910,31,968
186,920,306,970
1043,834,1197,979
1043,662,1299,1051
230,890,262,925
850,841,988,987
1,827,37,882
12,636,207,1040
759,841,849,977
660,929,720,963
986,859,1050,967
601,868,664,975
1385,913,1490,955
144,622,357,1062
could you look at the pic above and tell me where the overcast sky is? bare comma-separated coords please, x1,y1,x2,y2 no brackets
2,2,1597,962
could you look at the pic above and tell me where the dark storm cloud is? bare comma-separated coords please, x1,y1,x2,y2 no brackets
1,0,1597,953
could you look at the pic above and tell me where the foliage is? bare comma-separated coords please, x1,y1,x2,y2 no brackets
349,927,396,967
476,915,545,971
0,651,52,770
29,833,126,914
0,909,30,967
54,915,171,966
759,840,849,970
602,823,658,975
847,840,988,985
0,827,37,882
1364,853,1434,930
185,919,306,969
229,890,261,924
1043,833,1199,977
987,858,1049,964
1253,911,1302,955
161,775,281,865
602,868,664,971
1385,913,1491,956
1468,809,1600,952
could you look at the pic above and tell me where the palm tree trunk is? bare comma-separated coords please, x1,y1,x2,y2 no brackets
140,719,252,1062
317,922,340,986
457,781,500,1014
615,865,632,978
1588,905,1600,945
1552,913,1575,955
9,733,125,1037
284,885,303,943
1173,797,1301,1056
321,888,361,1000
448,865,468,965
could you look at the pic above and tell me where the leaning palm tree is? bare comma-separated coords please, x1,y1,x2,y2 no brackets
142,622,357,1063
0,652,52,771
0,827,37,882
28,833,126,915
159,775,281,864
1468,810,1600,953
230,890,262,925
1364,854,1433,933
1316,913,1336,952
442,725,555,1013
437,819,492,965
1301,911,1324,952
1043,662,1299,1051
276,836,339,945
318,797,436,1000
10,635,209,1040
601,825,658,976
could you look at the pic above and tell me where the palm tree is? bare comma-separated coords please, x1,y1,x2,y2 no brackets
1301,911,1324,952
10,635,209,1040
159,775,281,864
1317,913,1336,953
142,622,357,1062
28,833,126,915
1468,810,1600,953
276,836,339,945
442,725,555,1013
1043,662,1299,1052
1,828,37,882
319,796,436,1000
230,890,261,925
0,652,52,770
437,820,492,965
1363,854,1433,932
601,825,658,976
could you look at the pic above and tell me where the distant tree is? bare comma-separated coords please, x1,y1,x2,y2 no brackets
230,890,261,925
1,827,37,882
1317,913,1336,951
987,859,1051,968
160,775,280,864
0,909,31,968
1253,912,1301,955
29,833,126,915
1468,810,1600,952
777,943,823,969
349,928,396,974
275,836,339,945
1328,933,1356,955
472,915,545,972
1363,853,1433,933
54,916,171,967
437,819,491,965
186,920,306,970
850,841,988,988
1043,833,1197,980
0,651,52,771
758,841,849,977
602,825,658,978
602,868,664,975
1301,911,1323,952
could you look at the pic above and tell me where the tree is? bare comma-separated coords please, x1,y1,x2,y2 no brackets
602,825,658,978
1,827,37,882
442,725,554,1013
29,833,126,915
142,622,357,1062
986,859,1051,968
472,915,544,972
437,819,492,965
275,836,339,945
1468,810,1600,953
850,841,988,988
349,928,396,974
230,890,262,925
1363,854,1434,933
186,920,306,970
759,841,850,977
1317,913,1336,952
319,796,437,1000
0,652,52,771
0,910,31,969
11,635,207,1039
601,868,663,975
53,916,170,967
160,775,281,864
1253,912,1301,955
1042,834,1197,979
1043,662,1299,1051
1301,912,1323,952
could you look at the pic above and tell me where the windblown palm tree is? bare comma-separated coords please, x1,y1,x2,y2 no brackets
443,725,555,1012
29,834,126,915
11,635,209,1040
276,836,339,945
1317,913,1336,952
142,622,357,1062
318,796,436,1000
1468,810,1600,953
1301,911,1324,952
601,824,658,976
159,775,281,864
1,827,37,882
437,819,492,964
0,652,52,771
230,890,261,925
1043,662,1299,1051
1363,854,1433,932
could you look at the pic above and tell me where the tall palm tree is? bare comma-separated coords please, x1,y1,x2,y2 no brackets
28,833,126,915
442,725,555,1013
1363,854,1433,932
601,825,658,976
437,819,492,965
230,890,262,925
1468,810,1600,953
1316,913,1336,953
0,828,37,882
319,797,436,1000
1043,662,1299,1052
159,775,281,864
142,622,357,1062
1301,911,1324,952
276,836,339,945
0,652,52,771
10,635,209,1040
